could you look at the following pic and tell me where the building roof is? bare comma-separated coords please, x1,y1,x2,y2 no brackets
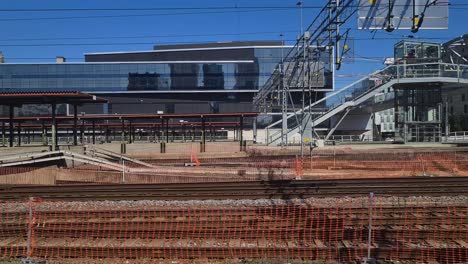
153,41,283,50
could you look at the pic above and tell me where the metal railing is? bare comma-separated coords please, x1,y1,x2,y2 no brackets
446,131,468,142
265,62,468,145
0,134,230,146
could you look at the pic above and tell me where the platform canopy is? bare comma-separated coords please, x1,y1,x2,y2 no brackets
0,91,107,106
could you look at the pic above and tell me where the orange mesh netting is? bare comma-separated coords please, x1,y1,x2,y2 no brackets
0,195,467,263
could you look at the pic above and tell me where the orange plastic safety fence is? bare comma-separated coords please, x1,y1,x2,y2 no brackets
0,196,467,263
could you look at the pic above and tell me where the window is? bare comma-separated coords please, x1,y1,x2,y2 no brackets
462,94,466,102
464,104,468,114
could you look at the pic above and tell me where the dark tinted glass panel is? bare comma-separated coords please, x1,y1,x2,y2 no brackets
0,47,330,92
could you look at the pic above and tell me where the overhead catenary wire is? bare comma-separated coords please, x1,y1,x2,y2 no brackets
0,2,460,12
0,2,461,22
0,37,454,47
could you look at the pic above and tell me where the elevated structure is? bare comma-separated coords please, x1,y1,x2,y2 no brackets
0,111,258,151
0,92,106,149
252,0,463,147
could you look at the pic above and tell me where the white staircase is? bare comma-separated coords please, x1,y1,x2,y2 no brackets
266,62,468,145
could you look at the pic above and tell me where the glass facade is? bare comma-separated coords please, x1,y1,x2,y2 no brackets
0,47,288,93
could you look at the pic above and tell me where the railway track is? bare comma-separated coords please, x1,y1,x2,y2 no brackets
0,196,467,262
1,177,468,200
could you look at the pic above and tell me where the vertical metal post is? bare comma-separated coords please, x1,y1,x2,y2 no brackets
201,116,206,152
26,197,34,258
51,103,57,150
165,118,169,143
1,121,5,147
253,117,257,144
8,105,14,147
160,118,164,142
128,121,133,144
367,192,374,261
234,125,237,141
105,126,109,143
121,119,125,142
182,124,186,142
121,159,126,184
17,121,21,147
209,125,214,142
81,120,85,144
42,120,47,146
92,120,96,145
239,115,244,151
445,101,449,140
73,104,78,146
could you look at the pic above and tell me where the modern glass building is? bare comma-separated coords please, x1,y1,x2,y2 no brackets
0,41,330,118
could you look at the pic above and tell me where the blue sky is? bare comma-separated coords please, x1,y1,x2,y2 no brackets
0,0,466,88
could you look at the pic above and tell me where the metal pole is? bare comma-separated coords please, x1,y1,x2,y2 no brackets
17,121,21,147
253,117,257,143
42,120,47,146
73,104,78,146
121,119,125,143
128,121,133,144
280,33,287,147
122,159,126,184
1,121,5,147
51,103,57,150
9,105,14,147
26,197,34,257
165,119,169,143
239,115,244,151
367,192,374,261
445,100,449,141
92,120,96,145
201,117,206,152
81,120,85,144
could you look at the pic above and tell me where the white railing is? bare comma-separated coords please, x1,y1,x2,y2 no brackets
328,135,372,142
264,62,468,145
446,131,468,142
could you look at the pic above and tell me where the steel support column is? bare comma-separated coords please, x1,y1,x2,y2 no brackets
128,121,133,144
73,104,78,146
201,117,206,152
92,120,96,145
8,105,14,147
105,127,110,143
80,120,85,144
42,120,47,146
165,119,169,143
253,117,257,143
51,103,57,150
17,121,21,147
1,121,5,147
239,115,244,150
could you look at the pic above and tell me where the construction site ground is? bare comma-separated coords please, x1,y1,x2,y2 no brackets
0,142,466,185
